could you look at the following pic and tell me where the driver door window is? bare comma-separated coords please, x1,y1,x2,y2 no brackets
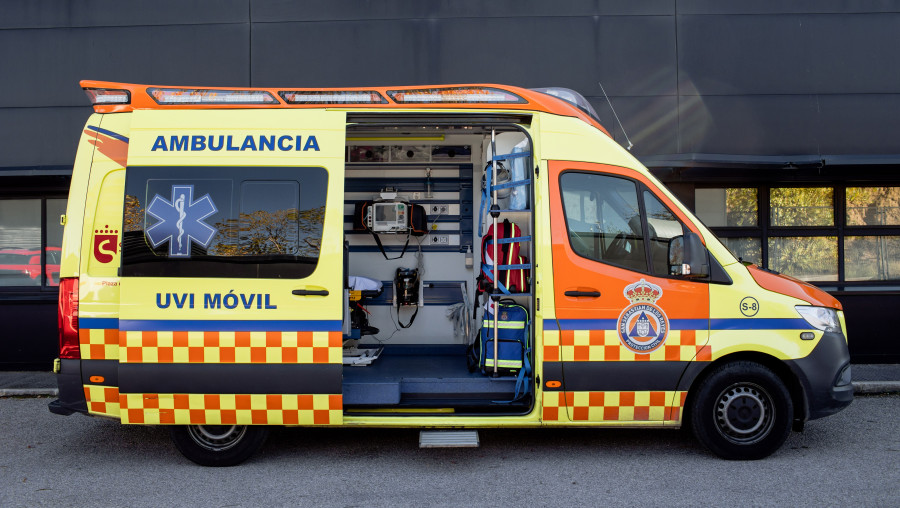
644,191,687,276
560,172,646,272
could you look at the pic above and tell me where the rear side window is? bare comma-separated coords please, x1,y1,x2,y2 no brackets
122,166,327,278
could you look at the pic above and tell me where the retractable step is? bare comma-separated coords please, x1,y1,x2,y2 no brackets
419,430,480,448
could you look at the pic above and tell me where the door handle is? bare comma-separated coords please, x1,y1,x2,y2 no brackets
292,289,329,296
564,290,601,298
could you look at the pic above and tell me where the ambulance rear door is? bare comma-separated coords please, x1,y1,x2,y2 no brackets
117,109,346,426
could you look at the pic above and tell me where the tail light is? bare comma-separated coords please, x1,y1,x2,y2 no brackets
58,277,80,359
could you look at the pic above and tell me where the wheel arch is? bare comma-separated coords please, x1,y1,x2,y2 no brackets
679,351,808,429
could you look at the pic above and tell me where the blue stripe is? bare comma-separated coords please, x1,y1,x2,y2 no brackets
711,318,810,330
670,319,708,330
557,319,619,330
80,318,119,329
86,125,129,143
119,320,342,332
546,318,809,331
555,318,706,330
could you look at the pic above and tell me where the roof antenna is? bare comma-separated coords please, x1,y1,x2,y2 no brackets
599,81,633,151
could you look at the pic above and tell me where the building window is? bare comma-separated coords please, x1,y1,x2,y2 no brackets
0,198,66,288
768,236,839,281
696,188,758,227
844,236,900,281
696,187,761,265
698,184,900,286
770,187,833,227
846,187,900,226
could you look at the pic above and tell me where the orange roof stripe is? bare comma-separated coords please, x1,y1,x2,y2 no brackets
80,80,610,136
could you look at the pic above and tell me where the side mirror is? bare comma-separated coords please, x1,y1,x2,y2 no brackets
668,232,709,278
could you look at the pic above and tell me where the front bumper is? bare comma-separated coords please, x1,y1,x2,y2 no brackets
786,331,853,421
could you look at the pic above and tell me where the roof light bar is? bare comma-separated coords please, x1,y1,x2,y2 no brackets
83,88,131,105
387,87,526,104
147,87,278,105
280,90,387,104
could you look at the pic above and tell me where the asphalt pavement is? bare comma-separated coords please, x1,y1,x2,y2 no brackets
2,394,899,506
1,364,898,396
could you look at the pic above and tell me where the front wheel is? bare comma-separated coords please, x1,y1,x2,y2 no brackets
170,425,269,466
690,361,793,460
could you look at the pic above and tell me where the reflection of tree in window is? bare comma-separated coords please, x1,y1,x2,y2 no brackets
770,187,833,226
768,237,838,281
846,187,900,226
725,188,758,226
211,206,324,258
123,195,144,232
721,237,761,266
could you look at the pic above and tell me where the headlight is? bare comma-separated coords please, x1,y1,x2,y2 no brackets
795,306,841,333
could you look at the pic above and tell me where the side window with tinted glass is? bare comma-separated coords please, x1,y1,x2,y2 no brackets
560,172,646,272
122,166,327,279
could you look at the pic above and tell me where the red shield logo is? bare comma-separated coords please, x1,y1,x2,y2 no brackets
93,226,119,263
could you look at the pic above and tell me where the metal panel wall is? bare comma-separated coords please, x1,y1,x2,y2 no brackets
3,0,898,166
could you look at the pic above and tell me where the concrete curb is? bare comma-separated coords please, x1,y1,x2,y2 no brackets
853,381,900,394
0,388,58,397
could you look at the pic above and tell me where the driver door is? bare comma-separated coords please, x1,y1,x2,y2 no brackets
547,161,710,424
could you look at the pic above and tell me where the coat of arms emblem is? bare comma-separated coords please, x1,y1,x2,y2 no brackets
617,279,669,354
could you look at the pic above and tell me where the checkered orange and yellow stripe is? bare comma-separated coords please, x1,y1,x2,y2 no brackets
543,328,711,362
542,390,688,423
79,328,343,364
84,385,342,425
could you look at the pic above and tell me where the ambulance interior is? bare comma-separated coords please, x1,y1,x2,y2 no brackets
341,117,534,414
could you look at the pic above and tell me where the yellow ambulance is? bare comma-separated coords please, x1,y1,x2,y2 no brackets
50,81,852,465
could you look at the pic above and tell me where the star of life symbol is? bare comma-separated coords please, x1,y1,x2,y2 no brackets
145,185,217,257
617,279,669,354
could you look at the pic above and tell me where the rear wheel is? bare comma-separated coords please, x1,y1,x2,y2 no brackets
170,425,269,467
690,361,793,460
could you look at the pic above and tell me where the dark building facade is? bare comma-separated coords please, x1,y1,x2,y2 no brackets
2,1,899,367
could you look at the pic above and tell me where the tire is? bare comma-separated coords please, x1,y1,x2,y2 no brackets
690,361,793,460
169,425,269,467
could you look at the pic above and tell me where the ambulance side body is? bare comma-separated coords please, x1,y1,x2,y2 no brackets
50,82,851,465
